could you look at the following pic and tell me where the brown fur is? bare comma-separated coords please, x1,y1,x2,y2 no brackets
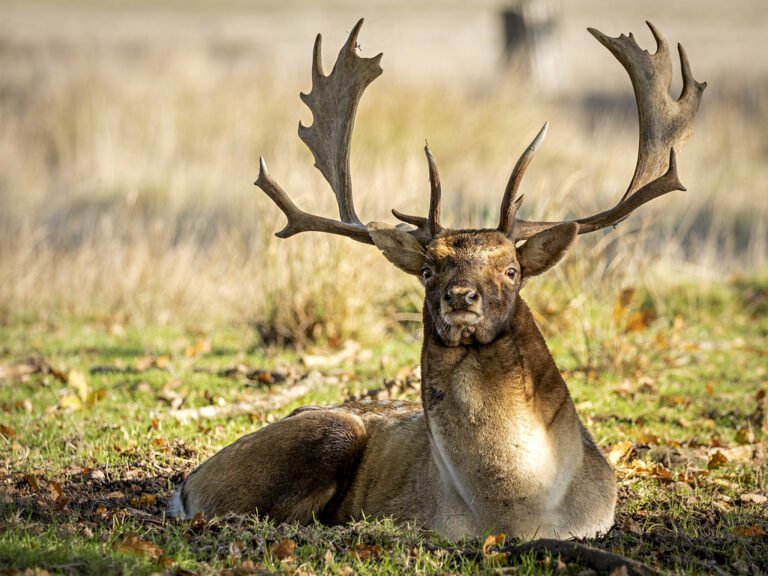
170,227,616,539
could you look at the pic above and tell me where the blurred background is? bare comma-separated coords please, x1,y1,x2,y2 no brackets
1,0,766,346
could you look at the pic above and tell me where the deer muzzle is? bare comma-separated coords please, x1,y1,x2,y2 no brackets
441,285,483,327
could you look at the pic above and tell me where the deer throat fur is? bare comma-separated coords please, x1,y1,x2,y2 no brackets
421,299,598,539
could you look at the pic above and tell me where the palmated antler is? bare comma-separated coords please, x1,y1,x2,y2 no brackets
256,19,438,247
511,22,706,240
255,19,381,245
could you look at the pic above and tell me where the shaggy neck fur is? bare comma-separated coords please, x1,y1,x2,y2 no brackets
419,296,581,537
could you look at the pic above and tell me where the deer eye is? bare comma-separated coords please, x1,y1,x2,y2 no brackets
504,267,517,279
422,267,433,280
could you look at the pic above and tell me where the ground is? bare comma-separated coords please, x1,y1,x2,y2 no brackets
1,277,766,575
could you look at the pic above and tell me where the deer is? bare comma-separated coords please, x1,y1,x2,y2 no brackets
168,19,704,541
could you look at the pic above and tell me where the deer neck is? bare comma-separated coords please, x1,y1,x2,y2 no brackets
419,297,581,527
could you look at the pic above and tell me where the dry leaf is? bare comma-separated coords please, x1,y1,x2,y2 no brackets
130,493,157,507
625,310,654,333
115,533,163,559
229,540,247,558
50,481,70,510
67,369,89,401
349,543,383,561
613,288,636,325
26,474,40,491
482,533,506,557
608,441,635,467
58,394,83,411
707,450,729,469
269,539,295,561
50,481,63,500
735,426,755,445
732,525,765,538
0,424,16,438
625,461,672,480
739,493,767,504
184,338,211,359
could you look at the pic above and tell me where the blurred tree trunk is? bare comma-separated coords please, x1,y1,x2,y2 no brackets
501,0,563,92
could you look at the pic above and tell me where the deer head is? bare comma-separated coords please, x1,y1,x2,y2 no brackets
255,19,705,346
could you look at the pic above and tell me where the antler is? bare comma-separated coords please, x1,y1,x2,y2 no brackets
255,19,382,245
498,122,549,236
511,22,706,240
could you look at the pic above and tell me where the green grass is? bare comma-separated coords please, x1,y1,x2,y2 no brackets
1,276,766,575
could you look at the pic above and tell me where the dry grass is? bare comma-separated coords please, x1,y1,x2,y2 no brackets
0,3,766,344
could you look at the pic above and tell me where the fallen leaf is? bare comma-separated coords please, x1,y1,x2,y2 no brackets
707,450,729,469
0,424,16,438
269,539,295,561
130,493,157,507
349,543,383,561
237,559,258,574
732,525,765,538
50,481,64,500
115,533,163,559
735,427,755,445
739,493,768,504
613,288,636,325
721,445,753,463
637,433,659,445
67,369,89,402
184,339,211,359
625,460,672,480
229,540,247,558
482,533,506,557
26,474,40,491
58,395,83,411
625,309,655,333
608,441,635,467
50,481,70,510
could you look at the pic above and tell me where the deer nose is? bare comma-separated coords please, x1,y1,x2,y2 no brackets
445,286,479,309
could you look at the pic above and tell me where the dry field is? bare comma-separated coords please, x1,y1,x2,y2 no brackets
0,0,766,337
0,2,767,574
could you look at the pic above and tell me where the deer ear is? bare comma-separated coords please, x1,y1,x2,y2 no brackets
367,222,426,276
517,222,578,277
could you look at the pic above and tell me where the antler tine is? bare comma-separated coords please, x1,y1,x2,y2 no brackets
255,158,373,244
512,23,705,240
498,122,548,236
424,143,443,237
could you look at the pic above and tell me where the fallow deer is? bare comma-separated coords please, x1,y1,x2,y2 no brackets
169,19,704,540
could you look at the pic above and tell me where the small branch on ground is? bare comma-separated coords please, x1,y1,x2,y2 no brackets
170,371,328,424
427,538,660,576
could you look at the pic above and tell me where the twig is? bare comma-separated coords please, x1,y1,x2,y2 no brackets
426,539,660,576
170,371,328,424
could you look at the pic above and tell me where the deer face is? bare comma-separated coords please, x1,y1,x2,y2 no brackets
369,222,579,346
423,231,518,346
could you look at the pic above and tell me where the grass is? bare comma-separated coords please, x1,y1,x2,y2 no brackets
1,275,766,574
1,2,767,573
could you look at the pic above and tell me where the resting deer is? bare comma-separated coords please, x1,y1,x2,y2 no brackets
169,20,704,540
